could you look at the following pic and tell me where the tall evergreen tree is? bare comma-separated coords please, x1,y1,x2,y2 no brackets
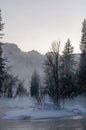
16,81,28,97
0,9,5,95
80,19,86,53
61,39,74,98
30,70,40,100
62,39,74,76
79,19,86,93
0,9,4,39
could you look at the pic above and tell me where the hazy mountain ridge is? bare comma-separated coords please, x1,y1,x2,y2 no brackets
2,43,80,90
2,43,45,90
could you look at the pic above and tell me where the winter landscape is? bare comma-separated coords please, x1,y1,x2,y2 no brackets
0,0,86,130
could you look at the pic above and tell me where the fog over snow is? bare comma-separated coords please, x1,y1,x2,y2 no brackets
0,43,85,120
2,43,45,90
0,96,86,120
2,43,80,91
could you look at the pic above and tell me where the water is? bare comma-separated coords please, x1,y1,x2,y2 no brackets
0,115,86,130
0,96,86,130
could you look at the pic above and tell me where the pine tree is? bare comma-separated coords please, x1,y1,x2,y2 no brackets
79,19,86,93
80,19,86,53
0,9,4,39
16,81,28,97
62,39,74,76
0,9,5,95
61,39,74,98
30,70,40,100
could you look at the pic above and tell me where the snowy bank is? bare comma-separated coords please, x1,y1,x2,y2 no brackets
3,109,76,120
1,96,86,120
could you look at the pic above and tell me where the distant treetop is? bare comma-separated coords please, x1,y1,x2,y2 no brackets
0,8,5,39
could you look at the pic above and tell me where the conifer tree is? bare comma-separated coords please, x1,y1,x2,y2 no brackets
16,81,28,97
80,19,86,53
61,39,74,98
62,39,74,76
30,70,40,100
0,9,5,95
0,9,4,39
79,19,86,93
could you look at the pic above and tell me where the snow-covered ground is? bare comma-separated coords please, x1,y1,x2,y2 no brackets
0,96,86,120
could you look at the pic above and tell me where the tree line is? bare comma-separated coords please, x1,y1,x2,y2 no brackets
0,9,28,98
0,8,86,106
30,19,86,108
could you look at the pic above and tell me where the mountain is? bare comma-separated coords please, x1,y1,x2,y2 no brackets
2,43,80,90
2,43,45,90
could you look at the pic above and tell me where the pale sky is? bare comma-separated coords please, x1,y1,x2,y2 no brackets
0,0,86,54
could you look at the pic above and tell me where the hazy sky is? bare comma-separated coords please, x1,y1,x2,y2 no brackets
0,0,86,54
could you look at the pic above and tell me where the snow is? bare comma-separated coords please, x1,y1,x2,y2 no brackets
3,106,86,120
0,96,86,120
3,109,75,120
0,97,35,109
